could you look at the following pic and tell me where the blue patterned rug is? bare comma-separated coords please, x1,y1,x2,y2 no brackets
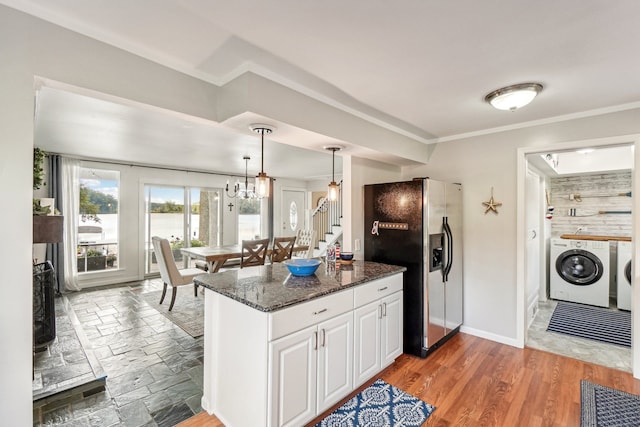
581,380,640,426
547,302,631,347
315,379,435,427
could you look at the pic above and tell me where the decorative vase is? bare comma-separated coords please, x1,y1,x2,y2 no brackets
40,198,55,216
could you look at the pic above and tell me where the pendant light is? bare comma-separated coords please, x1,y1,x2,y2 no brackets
250,124,275,199
325,146,342,201
484,83,543,111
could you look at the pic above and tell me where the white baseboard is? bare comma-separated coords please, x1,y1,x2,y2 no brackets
460,325,521,348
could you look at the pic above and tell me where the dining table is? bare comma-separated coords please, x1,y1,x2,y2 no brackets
181,243,309,273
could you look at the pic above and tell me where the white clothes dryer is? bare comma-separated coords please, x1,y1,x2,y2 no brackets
617,241,632,311
550,238,610,308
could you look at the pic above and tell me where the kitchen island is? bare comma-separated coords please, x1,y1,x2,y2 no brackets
194,260,405,427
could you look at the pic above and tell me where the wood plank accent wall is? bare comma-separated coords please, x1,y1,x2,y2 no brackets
549,171,632,238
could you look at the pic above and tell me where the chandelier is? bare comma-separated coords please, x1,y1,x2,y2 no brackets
226,156,259,199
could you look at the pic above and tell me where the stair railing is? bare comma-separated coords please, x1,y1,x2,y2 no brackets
311,181,342,251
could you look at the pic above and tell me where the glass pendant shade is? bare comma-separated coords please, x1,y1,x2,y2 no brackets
327,181,339,201
325,146,342,201
485,83,543,111
250,124,274,199
255,172,270,198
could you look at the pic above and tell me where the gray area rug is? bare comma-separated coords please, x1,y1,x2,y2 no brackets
547,302,631,347
581,380,640,426
142,289,204,338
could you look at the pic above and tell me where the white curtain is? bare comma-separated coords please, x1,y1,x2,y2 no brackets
61,158,81,291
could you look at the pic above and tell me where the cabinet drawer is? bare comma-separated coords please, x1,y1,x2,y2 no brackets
354,274,403,308
269,289,354,341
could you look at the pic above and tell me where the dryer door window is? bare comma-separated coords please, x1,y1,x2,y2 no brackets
625,260,632,285
555,249,603,286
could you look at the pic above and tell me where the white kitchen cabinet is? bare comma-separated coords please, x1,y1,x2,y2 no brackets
268,325,317,427
353,275,403,388
199,265,404,427
380,291,403,367
316,312,353,413
269,311,353,427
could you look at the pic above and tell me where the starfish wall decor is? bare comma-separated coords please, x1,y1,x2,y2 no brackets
482,187,502,214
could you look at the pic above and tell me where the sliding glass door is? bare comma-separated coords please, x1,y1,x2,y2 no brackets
144,185,221,274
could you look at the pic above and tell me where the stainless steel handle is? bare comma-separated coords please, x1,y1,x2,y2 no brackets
313,331,318,350
378,304,383,319
378,286,388,292
531,229,537,240
321,329,326,347
382,302,387,317
313,308,327,315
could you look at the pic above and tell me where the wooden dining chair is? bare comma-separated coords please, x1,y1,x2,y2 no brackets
241,238,270,268
151,236,204,310
271,236,297,263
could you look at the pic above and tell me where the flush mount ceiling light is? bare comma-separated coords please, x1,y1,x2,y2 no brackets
484,83,543,111
325,146,343,201
250,124,275,199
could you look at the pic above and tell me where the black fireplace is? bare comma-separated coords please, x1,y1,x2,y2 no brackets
33,261,57,349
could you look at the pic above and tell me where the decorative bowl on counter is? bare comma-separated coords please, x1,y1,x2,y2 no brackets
283,259,322,276
340,252,354,261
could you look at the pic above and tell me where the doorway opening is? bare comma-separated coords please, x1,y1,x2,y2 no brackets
521,140,635,373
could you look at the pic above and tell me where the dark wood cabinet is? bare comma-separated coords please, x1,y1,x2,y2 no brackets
33,216,63,243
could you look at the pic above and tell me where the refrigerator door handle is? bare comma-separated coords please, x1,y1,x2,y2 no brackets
443,217,453,281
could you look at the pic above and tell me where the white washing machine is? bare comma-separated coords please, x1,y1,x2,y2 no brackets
617,241,632,311
550,238,610,308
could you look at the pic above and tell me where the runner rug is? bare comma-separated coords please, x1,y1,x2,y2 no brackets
581,380,640,426
546,302,631,347
141,290,203,338
315,379,435,427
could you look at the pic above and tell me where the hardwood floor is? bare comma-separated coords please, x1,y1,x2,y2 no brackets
177,332,640,426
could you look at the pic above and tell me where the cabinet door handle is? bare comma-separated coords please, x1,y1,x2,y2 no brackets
378,304,383,319
313,331,318,350
321,329,326,347
382,302,387,317
378,286,388,292
312,308,327,315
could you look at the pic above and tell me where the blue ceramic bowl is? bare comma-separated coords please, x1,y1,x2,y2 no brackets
340,252,354,261
283,259,322,276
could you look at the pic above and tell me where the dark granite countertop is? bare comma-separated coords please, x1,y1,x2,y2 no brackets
193,260,406,313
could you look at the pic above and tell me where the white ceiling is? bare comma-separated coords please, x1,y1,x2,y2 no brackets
7,0,640,177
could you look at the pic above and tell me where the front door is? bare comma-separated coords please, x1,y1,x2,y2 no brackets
281,189,306,237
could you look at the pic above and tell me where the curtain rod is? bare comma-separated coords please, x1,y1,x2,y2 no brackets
47,151,271,180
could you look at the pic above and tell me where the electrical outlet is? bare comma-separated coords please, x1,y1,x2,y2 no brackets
354,238,361,251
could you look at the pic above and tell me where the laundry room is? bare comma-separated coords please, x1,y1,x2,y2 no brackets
525,143,634,372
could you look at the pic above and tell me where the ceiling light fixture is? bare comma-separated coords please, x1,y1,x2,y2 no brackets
325,146,342,201
226,156,258,199
250,124,275,199
485,83,543,111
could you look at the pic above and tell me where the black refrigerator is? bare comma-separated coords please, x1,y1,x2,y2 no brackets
364,179,463,357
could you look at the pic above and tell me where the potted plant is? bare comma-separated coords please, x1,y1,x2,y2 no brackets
77,248,107,272
33,147,46,191
106,254,117,268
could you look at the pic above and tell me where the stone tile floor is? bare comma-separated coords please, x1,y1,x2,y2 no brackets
33,279,204,426
527,299,632,372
